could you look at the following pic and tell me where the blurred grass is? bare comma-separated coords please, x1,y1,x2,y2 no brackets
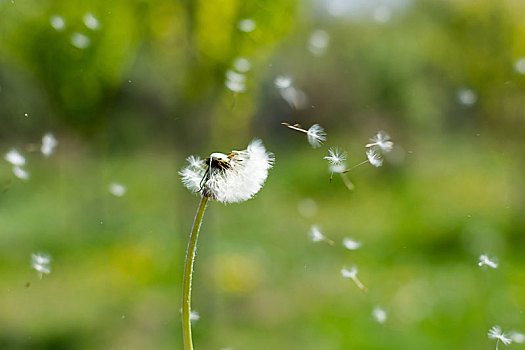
0,130,524,349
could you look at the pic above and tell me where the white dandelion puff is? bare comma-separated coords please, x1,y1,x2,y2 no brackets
274,76,292,89
366,131,393,153
179,139,273,204
366,148,383,167
31,253,51,279
488,326,512,350
83,13,100,30
41,133,58,157
372,307,387,324
458,88,477,106
324,148,346,166
13,166,30,180
309,225,334,245
5,149,25,166
50,15,66,31
225,70,246,93
478,254,498,269
233,57,251,73
71,33,90,49
109,182,127,197
342,237,362,250
341,266,367,292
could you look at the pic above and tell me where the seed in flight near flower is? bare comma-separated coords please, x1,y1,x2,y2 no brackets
341,266,367,292
5,149,25,166
342,237,362,250
366,131,393,153
309,225,334,245
41,133,58,157
109,182,127,197
372,307,387,323
324,147,346,166
31,253,51,279
366,148,383,167
488,326,512,350
478,254,498,269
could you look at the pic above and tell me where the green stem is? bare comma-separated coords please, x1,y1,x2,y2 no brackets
182,195,209,350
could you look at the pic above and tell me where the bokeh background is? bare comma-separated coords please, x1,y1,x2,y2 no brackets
1,0,525,349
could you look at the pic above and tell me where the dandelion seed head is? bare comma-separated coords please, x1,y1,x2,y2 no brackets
50,15,66,31
237,19,256,32
307,124,326,148
109,182,127,197
5,149,25,166
71,33,90,49
274,76,292,89
342,237,362,250
367,131,393,153
341,266,358,279
372,307,387,323
366,148,383,167
180,139,273,203
488,326,512,346
41,133,58,157
83,13,100,30
309,225,325,242
478,254,498,269
324,147,346,166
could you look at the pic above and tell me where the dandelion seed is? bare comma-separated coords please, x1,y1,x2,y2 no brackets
233,57,251,73
514,58,525,75
307,124,326,148
341,266,367,292
225,70,246,93
280,86,308,110
366,131,393,153
237,19,256,32
5,149,25,166
478,254,498,269
308,29,330,56
309,225,334,245
109,182,127,197
510,332,525,344
342,237,362,250
50,15,66,31
372,307,387,323
31,253,51,279
179,139,273,203
24,113,29,118
13,166,30,180
324,148,346,166
488,326,512,350
189,310,200,323
457,88,477,106
71,33,90,49
41,133,58,157
274,76,292,89
83,13,100,30
281,122,326,147
366,148,383,167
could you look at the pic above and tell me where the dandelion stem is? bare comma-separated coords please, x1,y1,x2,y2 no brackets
182,195,209,350
342,160,369,173
281,122,308,134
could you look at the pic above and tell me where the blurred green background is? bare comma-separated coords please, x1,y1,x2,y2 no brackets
1,0,525,349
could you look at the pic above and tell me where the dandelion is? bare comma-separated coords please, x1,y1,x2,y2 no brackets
109,182,127,197
179,139,273,350
309,225,334,246
365,131,393,153
41,133,58,157
5,149,25,166
366,148,383,167
274,76,292,89
372,307,387,324
324,148,346,166
488,326,512,350
341,266,367,292
31,253,51,279
281,122,326,148
478,254,498,269
342,237,362,250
